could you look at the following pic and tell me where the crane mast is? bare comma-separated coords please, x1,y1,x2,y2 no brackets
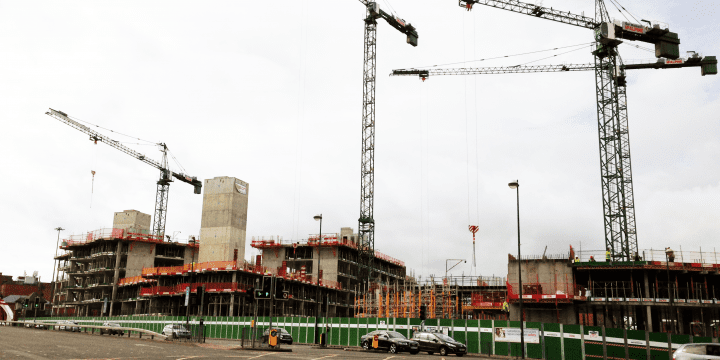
357,1,418,284
46,108,202,239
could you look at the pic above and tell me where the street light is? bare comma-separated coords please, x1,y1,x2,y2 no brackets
314,214,323,344
508,180,525,359
51,227,64,316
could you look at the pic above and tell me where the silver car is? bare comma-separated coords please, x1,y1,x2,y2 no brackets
58,320,80,332
162,324,191,339
673,343,720,360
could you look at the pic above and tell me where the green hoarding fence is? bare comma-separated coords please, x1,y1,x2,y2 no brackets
28,315,718,359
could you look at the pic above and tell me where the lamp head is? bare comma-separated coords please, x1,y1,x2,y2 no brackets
313,214,322,221
508,181,519,189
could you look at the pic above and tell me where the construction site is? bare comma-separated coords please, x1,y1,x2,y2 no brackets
4,0,715,353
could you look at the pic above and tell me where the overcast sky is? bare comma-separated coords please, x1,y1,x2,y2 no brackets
1,0,718,284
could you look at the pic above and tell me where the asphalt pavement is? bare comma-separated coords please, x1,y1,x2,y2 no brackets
0,325,488,359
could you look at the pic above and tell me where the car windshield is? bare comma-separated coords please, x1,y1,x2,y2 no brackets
435,334,455,342
387,331,406,339
173,325,187,330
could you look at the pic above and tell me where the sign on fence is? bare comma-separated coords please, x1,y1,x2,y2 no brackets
493,327,540,343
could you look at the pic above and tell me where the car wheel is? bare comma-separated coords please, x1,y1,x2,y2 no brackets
389,344,397,353
173,333,178,340
439,346,448,356
362,341,370,351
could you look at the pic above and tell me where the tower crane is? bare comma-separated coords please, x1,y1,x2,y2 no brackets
46,108,202,239
356,1,418,283
393,0,700,262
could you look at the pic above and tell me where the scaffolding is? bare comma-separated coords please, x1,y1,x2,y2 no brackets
353,275,507,319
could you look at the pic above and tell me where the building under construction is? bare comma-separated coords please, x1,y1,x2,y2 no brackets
505,249,720,337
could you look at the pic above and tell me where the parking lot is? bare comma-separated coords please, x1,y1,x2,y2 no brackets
0,325,486,359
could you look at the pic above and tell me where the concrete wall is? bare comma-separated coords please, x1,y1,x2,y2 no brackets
113,210,151,231
199,177,249,265
507,258,575,295
125,242,156,278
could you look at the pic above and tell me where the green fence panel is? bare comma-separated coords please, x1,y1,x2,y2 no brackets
650,332,671,360
329,318,339,346
466,320,480,354
584,326,604,359
493,320,509,356
526,322,542,359
358,318,370,346
627,329,647,360
694,336,712,343
349,318,359,347
563,324,583,360
671,334,691,345
291,317,300,342
298,318,307,344
508,321,523,357
452,319,467,345
605,327,626,359
543,322,562,360
340,318,349,346
393,318,406,338
308,317,317,344
480,320,493,355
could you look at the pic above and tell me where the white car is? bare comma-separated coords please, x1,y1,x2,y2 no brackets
162,324,191,339
673,343,720,360
57,320,81,332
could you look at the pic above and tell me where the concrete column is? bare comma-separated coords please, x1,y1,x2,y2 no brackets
109,240,123,316
229,294,235,317
678,308,685,334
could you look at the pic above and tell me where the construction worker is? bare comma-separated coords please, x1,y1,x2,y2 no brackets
574,256,580,264
502,301,509,313
605,248,611,263
589,256,596,263
665,247,675,262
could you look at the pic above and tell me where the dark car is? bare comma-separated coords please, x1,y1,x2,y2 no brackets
100,322,124,336
262,327,293,345
360,330,419,354
411,331,467,357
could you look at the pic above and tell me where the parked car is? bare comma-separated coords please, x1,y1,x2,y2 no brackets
100,322,124,336
262,327,293,345
673,343,720,359
360,330,420,354
411,331,467,356
162,324,191,339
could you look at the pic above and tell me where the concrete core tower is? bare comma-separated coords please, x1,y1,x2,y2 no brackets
199,176,249,266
